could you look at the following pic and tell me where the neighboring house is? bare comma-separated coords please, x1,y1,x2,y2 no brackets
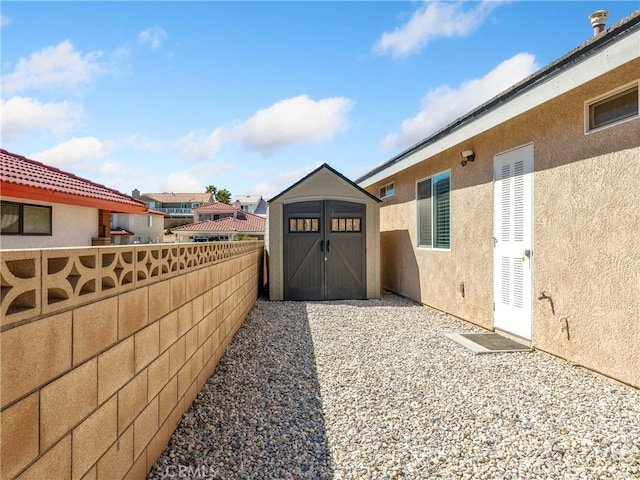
110,208,168,245
1,149,147,249
133,190,213,228
233,195,267,216
357,11,640,388
172,210,266,242
193,201,238,222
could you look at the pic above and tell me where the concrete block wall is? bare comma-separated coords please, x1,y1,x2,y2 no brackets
1,241,264,479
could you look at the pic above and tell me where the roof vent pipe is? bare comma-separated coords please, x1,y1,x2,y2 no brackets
589,10,609,36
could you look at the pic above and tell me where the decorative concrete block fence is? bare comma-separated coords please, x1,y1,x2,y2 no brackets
1,241,264,479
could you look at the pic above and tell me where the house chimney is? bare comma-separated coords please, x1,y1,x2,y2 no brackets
132,188,140,198
589,10,609,36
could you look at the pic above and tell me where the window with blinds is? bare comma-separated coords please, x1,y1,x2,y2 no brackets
417,171,450,249
379,182,395,199
587,83,638,132
0,201,52,235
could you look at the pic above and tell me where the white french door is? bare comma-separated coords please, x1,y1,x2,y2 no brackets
493,144,533,340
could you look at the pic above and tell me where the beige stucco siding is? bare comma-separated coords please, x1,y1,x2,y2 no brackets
112,213,165,244
378,156,494,330
531,63,639,387
367,60,639,387
1,197,98,249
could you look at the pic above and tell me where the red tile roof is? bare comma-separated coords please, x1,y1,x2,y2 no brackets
172,212,265,233
146,208,169,216
111,227,134,236
1,149,147,214
193,202,238,212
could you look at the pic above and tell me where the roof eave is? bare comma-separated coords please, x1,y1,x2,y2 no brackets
1,182,148,214
357,11,640,188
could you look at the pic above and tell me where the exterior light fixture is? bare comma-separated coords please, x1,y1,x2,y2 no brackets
460,149,475,166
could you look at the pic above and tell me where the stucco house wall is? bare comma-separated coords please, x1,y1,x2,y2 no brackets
1,196,99,250
364,59,639,388
112,213,165,244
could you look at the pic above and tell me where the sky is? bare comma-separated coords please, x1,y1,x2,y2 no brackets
2,1,638,200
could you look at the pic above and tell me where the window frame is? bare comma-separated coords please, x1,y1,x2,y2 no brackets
379,182,395,199
585,81,639,134
330,217,361,233
416,170,451,251
0,201,53,236
288,217,320,233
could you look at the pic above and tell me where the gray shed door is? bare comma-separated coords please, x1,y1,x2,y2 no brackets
283,200,366,300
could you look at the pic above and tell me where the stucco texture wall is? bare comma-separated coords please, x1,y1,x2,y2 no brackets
1,197,98,249
368,60,639,387
111,213,166,244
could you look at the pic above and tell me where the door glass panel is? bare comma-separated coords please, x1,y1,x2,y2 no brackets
331,217,362,232
289,218,320,232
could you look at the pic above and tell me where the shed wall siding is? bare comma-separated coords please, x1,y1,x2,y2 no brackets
268,167,380,301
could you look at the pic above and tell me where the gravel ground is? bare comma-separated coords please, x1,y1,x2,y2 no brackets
148,293,640,480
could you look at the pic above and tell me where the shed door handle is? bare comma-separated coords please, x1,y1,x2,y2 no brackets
320,240,324,252
326,240,330,252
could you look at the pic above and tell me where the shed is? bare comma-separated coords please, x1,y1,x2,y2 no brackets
267,163,381,301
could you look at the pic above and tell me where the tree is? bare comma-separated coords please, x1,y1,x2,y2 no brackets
215,189,232,205
205,185,217,195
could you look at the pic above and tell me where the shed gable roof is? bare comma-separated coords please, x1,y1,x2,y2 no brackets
269,163,381,204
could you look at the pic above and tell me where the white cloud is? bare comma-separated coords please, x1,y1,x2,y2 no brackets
118,134,163,153
96,162,123,176
1,40,105,95
373,1,500,58
174,127,228,159
250,162,324,199
159,170,204,193
174,95,354,160
0,96,83,139
234,95,354,154
33,137,113,167
381,53,539,151
139,26,168,50
1,14,12,27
